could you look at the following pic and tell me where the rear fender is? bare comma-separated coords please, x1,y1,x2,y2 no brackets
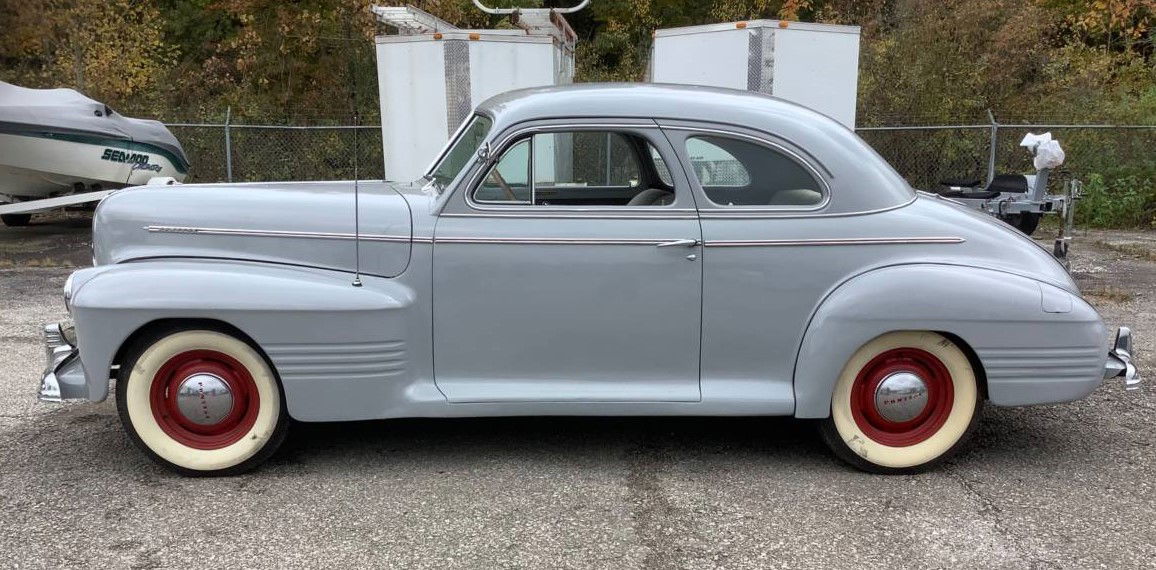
792,264,1106,418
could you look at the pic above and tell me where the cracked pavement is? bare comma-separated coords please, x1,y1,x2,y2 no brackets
1,223,1153,569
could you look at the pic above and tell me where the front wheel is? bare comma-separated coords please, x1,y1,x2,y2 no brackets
820,331,981,474
116,328,288,476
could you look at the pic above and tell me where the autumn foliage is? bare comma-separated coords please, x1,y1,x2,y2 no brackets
0,0,1153,223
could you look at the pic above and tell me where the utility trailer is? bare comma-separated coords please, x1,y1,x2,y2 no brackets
372,1,586,182
932,133,1079,260
650,20,861,127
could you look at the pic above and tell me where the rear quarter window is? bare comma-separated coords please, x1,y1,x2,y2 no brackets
686,135,824,207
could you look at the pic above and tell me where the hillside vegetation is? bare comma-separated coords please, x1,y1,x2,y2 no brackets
1,0,1153,225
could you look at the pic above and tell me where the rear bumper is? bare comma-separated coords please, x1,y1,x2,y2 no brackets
39,323,87,402
1104,327,1142,391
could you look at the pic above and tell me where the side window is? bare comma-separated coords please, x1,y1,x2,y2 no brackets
472,130,674,207
649,144,673,187
685,135,823,207
534,131,640,189
475,139,531,203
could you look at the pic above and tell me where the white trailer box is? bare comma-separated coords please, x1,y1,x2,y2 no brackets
651,20,860,127
375,32,573,181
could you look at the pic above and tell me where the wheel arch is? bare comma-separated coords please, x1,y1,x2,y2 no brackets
68,259,414,409
111,317,282,388
934,330,989,401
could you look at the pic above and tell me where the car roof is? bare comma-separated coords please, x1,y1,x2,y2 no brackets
477,83,825,127
474,83,914,214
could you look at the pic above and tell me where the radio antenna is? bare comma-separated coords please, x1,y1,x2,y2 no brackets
348,11,363,287
352,114,362,287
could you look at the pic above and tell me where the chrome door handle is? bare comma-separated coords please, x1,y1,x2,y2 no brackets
656,239,699,248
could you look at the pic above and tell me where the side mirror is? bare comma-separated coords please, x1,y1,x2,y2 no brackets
477,142,491,162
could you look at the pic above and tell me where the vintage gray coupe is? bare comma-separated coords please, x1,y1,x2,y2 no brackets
39,84,1140,475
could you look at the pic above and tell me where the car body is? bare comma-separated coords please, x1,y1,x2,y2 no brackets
38,84,1140,475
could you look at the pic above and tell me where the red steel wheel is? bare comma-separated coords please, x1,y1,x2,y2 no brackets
821,332,981,473
148,349,261,450
848,347,954,448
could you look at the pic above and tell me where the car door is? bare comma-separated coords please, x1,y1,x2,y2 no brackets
432,121,704,403
659,122,833,414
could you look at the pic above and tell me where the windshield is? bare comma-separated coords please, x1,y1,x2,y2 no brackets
427,115,493,191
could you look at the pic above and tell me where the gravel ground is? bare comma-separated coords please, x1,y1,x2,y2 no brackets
0,219,1153,569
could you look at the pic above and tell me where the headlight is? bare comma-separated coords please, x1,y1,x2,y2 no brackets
63,273,74,313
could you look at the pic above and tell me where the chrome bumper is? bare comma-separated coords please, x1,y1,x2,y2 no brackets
1104,327,1142,391
40,323,79,402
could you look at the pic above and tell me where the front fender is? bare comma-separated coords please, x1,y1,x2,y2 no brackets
69,260,412,404
792,264,1107,418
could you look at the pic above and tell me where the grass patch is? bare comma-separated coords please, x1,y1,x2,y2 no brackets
1083,286,1135,303
0,257,75,269
1093,240,1156,263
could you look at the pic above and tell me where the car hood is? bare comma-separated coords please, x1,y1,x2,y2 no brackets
92,180,413,277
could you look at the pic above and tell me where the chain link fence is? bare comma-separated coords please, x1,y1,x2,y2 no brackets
169,121,1156,193
169,124,383,183
858,123,1156,191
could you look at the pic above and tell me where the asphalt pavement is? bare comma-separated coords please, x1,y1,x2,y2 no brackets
1,224,1153,569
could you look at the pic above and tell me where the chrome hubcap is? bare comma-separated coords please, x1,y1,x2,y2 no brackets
874,372,929,423
175,373,234,425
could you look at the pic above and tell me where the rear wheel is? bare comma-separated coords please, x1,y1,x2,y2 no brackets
820,331,981,474
116,327,288,476
1,213,31,227
1001,212,1040,235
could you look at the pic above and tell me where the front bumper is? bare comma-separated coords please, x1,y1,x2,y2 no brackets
1104,327,1142,390
39,323,85,402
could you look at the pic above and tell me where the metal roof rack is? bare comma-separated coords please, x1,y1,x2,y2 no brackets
370,5,459,35
471,0,588,46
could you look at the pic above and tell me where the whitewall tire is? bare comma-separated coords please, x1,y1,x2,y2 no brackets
116,327,288,476
820,331,981,473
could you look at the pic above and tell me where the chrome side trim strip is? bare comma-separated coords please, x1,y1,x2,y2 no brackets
704,236,966,247
439,212,698,220
434,236,681,246
145,225,412,243
145,225,961,248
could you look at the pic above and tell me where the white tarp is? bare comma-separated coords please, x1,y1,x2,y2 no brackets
1019,132,1065,171
0,81,187,168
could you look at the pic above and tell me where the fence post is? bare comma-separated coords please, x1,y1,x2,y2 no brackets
986,109,998,185
224,106,234,183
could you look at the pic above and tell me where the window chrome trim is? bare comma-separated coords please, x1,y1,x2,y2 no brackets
704,236,966,247
472,137,534,205
423,113,489,181
663,125,832,213
697,195,917,219
460,122,687,215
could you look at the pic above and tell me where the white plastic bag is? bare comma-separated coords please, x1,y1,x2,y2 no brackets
1020,132,1065,170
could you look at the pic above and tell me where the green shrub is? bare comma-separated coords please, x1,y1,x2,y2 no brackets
1075,173,1156,228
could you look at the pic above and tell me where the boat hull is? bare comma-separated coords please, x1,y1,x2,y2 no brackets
0,132,187,201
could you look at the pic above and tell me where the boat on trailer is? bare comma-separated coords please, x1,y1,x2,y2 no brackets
0,81,188,226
